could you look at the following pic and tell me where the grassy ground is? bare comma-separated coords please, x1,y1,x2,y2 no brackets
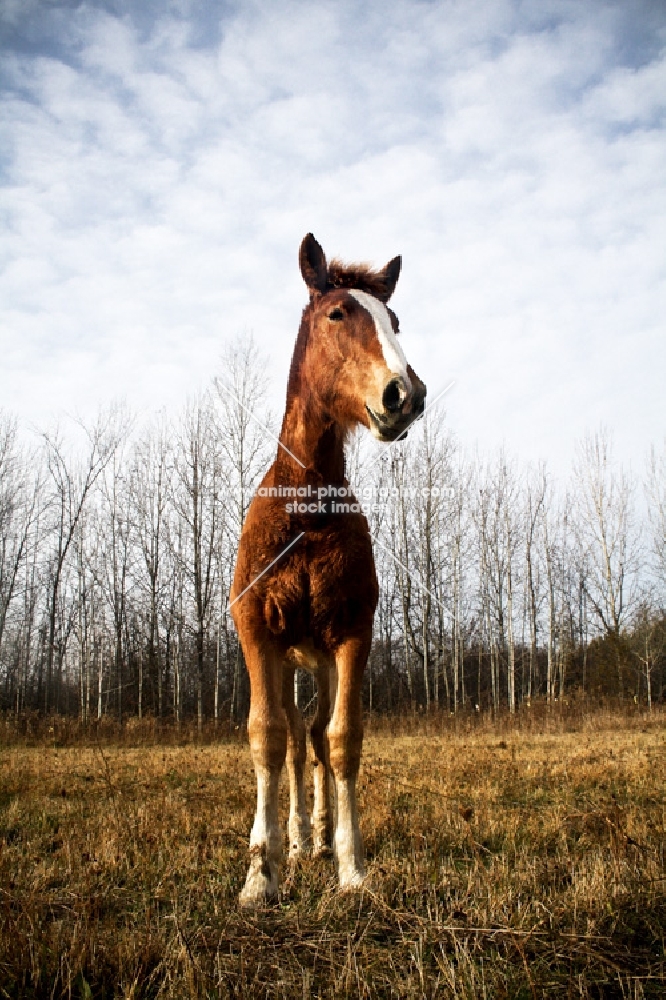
1,707,665,998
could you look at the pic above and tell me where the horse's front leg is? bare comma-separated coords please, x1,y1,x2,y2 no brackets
239,640,286,908
329,636,370,888
283,666,312,859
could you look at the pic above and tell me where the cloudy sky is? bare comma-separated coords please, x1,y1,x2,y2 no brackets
1,0,665,478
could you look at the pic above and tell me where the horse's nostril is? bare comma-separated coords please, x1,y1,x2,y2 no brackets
382,377,405,413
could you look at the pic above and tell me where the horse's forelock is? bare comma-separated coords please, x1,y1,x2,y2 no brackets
326,260,395,303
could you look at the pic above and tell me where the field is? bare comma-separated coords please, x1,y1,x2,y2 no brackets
1,707,665,998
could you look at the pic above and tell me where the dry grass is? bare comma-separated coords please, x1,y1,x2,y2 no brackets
1,707,665,998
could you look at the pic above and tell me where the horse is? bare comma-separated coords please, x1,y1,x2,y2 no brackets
230,233,426,906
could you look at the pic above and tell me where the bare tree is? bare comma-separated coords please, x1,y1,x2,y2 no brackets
131,416,171,718
214,335,273,721
498,455,520,713
476,456,510,713
631,602,664,711
574,429,641,696
99,441,134,723
407,412,455,711
0,415,42,672
72,506,99,723
574,430,640,636
174,392,224,734
214,335,274,541
41,409,126,713
524,465,547,702
646,440,666,598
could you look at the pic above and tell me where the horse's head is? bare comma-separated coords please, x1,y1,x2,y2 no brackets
299,234,427,442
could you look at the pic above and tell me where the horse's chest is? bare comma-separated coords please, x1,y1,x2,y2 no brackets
264,521,378,646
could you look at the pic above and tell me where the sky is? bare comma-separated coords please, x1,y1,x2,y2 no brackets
1,0,665,480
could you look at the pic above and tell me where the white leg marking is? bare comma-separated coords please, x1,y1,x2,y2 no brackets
334,774,365,888
240,764,281,906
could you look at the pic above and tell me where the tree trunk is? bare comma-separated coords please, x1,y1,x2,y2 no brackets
138,642,143,720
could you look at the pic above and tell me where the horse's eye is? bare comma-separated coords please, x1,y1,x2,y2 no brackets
328,308,344,321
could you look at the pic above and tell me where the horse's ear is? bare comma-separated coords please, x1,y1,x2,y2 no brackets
299,234,328,294
379,255,401,302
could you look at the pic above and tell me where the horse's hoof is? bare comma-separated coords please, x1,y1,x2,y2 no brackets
238,878,279,909
337,866,366,890
239,849,279,909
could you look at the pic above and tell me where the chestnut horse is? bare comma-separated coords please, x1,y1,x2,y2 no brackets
231,234,426,906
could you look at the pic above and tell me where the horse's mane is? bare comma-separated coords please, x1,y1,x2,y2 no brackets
325,260,394,300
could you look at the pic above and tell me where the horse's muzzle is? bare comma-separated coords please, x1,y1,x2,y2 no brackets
367,374,427,441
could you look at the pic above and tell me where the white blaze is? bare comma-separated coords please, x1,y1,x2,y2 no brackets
349,289,411,388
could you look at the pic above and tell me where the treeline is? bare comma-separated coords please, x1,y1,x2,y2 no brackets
1,339,665,725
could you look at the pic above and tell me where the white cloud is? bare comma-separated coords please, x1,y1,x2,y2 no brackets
0,0,664,478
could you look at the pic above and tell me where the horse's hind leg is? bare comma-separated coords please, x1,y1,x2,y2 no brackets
310,664,334,856
283,666,312,858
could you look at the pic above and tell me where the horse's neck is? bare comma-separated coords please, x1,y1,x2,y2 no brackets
278,398,346,484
